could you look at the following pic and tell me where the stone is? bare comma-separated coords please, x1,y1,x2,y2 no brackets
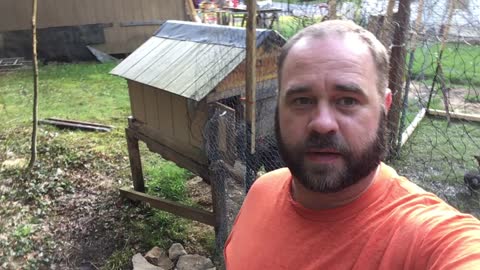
145,247,174,270
168,243,187,261
132,253,164,270
1,158,27,171
176,254,215,270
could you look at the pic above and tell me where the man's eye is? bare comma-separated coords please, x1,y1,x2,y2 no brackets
292,97,314,105
337,97,358,106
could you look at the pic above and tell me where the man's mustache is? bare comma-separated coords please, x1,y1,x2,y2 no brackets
304,133,349,154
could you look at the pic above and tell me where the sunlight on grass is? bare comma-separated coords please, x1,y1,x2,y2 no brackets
0,62,215,269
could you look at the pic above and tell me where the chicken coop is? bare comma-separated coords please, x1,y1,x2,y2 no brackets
111,20,285,249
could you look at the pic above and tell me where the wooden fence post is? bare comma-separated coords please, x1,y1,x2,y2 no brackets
126,128,145,192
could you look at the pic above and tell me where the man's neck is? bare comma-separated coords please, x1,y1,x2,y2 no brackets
291,166,380,210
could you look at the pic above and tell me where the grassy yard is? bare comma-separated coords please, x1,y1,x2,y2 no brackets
412,42,480,87
1,37,479,269
274,15,323,38
0,63,214,269
392,116,480,216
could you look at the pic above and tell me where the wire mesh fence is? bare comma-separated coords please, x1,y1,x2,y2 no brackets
2,1,480,267
200,0,480,236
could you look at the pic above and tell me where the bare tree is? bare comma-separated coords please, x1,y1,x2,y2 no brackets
27,0,39,171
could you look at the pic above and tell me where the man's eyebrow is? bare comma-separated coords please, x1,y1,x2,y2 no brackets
284,86,312,98
335,83,367,96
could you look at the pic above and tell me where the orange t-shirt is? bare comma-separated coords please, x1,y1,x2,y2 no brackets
224,163,480,269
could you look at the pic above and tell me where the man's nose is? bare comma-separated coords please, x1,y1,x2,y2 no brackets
308,105,339,135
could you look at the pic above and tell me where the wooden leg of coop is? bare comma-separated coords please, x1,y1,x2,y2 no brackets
210,161,228,268
126,128,145,193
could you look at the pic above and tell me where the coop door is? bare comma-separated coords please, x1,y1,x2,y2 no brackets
213,102,236,166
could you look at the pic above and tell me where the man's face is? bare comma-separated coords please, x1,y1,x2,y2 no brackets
276,35,388,193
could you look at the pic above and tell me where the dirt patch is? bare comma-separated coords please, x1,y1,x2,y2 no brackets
186,174,245,227
410,82,480,115
49,169,131,269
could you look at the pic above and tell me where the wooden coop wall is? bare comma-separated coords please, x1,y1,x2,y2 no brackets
214,46,280,95
0,0,192,55
209,45,281,139
127,81,208,166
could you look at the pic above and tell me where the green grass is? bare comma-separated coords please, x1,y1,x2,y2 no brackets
465,92,480,103
0,63,214,269
274,15,323,38
0,63,129,130
145,159,192,202
412,43,480,87
392,117,480,215
101,248,135,270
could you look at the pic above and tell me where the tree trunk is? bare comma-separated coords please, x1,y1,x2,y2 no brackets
328,0,337,20
386,0,410,159
379,0,396,48
27,0,39,171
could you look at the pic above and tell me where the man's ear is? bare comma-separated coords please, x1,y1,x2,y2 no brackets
384,88,392,113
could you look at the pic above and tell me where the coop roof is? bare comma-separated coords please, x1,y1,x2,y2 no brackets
110,20,285,101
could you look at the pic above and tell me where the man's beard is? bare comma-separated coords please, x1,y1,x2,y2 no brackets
275,109,387,193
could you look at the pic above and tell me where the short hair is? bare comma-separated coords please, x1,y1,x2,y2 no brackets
278,20,389,97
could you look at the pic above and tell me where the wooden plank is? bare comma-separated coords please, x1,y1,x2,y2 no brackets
38,118,113,132
100,0,113,24
110,37,165,76
120,187,215,226
126,128,145,192
128,81,146,123
154,43,215,92
119,1,134,53
216,52,278,93
125,0,145,51
206,85,243,103
156,90,175,138
136,41,200,86
140,0,154,39
180,47,245,100
0,1,14,31
185,0,198,21
400,108,426,147
20,1,33,29
129,117,208,165
209,161,228,260
119,20,164,27
171,95,192,145
214,102,236,165
121,38,177,80
46,117,112,128
143,85,161,130
132,126,209,179
65,0,79,26
147,43,210,87
427,109,480,122
117,0,130,52
189,100,208,149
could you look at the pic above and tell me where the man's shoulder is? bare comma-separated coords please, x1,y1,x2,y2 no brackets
379,163,433,199
379,164,480,230
244,168,291,200
251,167,291,189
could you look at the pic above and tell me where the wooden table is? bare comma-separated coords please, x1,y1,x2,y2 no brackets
223,7,282,29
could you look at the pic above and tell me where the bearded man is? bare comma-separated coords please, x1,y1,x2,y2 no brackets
224,20,480,269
